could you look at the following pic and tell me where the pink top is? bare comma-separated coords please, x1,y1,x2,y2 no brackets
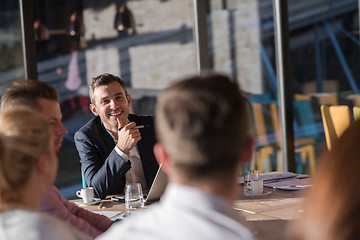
40,185,113,238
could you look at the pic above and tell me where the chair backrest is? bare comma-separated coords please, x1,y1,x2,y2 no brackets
353,106,360,121
81,165,88,188
248,93,274,103
353,95,360,107
320,105,351,150
294,93,311,101
269,103,281,145
251,102,270,146
293,100,319,139
249,95,277,147
316,94,338,106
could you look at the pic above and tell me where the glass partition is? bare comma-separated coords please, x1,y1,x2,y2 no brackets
34,0,196,195
207,0,359,175
287,0,359,174
207,1,280,174
6,0,360,196
0,1,24,94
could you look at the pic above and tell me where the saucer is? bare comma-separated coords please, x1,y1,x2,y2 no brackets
244,190,271,198
75,199,102,206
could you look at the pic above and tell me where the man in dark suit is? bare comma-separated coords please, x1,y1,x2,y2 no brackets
74,73,158,199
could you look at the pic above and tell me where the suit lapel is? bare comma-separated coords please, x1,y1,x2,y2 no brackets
97,116,116,151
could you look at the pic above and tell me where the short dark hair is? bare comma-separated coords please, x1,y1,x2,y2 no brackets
89,73,127,104
155,73,249,180
1,80,59,112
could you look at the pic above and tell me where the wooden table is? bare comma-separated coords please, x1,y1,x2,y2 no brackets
234,185,306,240
74,184,306,240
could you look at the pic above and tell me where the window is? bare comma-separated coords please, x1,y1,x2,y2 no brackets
34,0,196,197
0,1,24,94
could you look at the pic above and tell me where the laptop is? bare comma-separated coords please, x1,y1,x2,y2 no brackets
144,164,168,204
111,164,168,204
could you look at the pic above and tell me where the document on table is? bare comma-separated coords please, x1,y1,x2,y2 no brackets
238,172,312,191
263,177,312,191
238,172,302,184
92,210,139,221
92,211,122,219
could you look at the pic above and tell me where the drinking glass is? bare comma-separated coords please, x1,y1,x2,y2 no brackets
125,183,144,209
244,170,259,193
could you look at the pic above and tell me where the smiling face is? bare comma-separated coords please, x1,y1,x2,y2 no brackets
37,98,68,154
90,81,131,132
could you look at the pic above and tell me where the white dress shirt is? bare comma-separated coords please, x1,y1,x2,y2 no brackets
97,184,256,240
115,145,148,191
106,127,148,191
0,207,92,240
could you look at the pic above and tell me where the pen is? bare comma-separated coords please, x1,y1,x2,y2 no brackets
98,202,105,209
118,124,149,131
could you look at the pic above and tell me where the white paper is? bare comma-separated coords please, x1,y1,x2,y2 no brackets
91,211,122,219
238,172,299,184
264,177,312,191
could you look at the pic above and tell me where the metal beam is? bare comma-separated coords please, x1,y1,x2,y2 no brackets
324,20,359,94
19,0,38,80
260,44,278,94
314,23,324,92
359,0,360,40
193,0,210,73
273,0,296,172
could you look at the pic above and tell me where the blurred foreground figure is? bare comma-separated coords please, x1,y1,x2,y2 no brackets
289,120,360,240
0,108,91,240
98,73,256,240
1,80,113,237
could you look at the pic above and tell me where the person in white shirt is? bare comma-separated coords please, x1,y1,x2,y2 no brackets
0,108,92,240
98,73,256,240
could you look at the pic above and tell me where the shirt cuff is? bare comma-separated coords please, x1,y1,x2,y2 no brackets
114,146,129,163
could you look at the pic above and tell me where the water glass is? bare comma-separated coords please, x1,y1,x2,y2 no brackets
125,183,144,209
250,179,264,194
244,170,259,193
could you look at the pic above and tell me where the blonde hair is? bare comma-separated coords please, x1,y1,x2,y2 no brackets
289,120,360,240
0,108,51,207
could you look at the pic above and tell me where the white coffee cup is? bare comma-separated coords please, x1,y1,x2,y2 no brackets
250,180,263,194
76,187,94,203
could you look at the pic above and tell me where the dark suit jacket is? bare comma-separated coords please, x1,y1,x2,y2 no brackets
74,114,159,199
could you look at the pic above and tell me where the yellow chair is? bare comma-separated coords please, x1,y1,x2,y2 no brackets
270,103,316,175
316,94,338,106
353,106,360,121
250,102,276,173
352,95,360,107
320,105,352,151
294,93,311,101
250,102,316,174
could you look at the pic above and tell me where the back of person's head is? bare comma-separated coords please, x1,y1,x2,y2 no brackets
155,73,249,182
0,108,51,207
89,73,127,104
0,79,59,112
290,120,360,240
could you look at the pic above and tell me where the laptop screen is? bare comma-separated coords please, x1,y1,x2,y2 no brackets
145,164,168,203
